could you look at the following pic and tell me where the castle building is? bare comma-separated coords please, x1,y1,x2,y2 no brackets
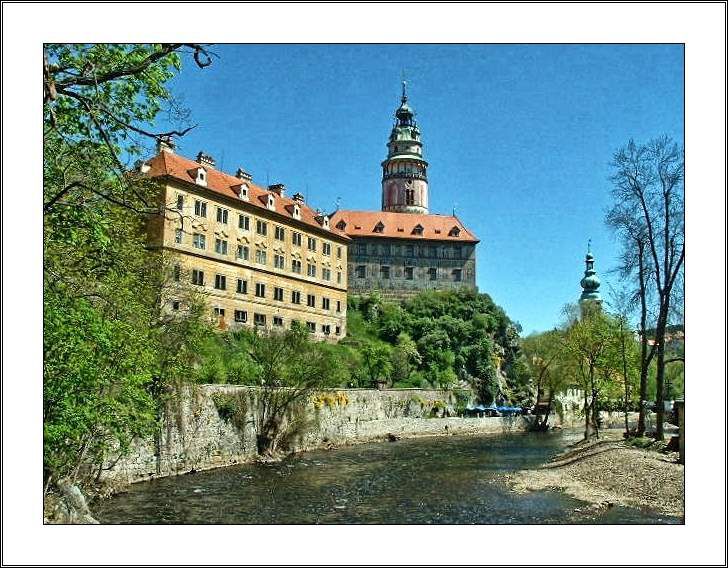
143,141,350,340
330,83,479,300
578,242,602,314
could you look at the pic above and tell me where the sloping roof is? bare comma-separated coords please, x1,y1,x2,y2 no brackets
144,151,349,240
329,210,479,243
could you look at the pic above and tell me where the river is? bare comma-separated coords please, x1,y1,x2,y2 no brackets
96,430,681,524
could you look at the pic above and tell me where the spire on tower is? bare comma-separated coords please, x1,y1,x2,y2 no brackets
579,243,602,307
401,79,408,103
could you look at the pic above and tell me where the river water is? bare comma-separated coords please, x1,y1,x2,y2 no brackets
96,431,680,524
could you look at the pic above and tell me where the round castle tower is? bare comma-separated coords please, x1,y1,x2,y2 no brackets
381,81,429,214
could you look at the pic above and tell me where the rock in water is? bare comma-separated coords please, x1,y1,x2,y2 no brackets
51,480,99,524
387,433,400,442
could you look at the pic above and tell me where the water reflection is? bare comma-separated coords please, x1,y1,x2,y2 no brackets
97,431,680,524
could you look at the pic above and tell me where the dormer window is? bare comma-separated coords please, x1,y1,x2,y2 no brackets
373,221,385,234
412,224,424,236
191,167,207,187
292,204,301,220
234,183,249,201
322,216,330,230
267,194,276,210
336,220,347,230
449,226,461,237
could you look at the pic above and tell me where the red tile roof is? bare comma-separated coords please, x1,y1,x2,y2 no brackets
329,210,479,243
144,151,349,240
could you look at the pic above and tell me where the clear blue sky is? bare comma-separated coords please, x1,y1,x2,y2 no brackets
157,44,684,334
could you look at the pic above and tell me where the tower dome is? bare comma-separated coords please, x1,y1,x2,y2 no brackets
579,241,602,304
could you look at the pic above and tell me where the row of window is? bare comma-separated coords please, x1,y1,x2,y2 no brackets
177,198,341,257
175,231,343,284
354,242,466,259
176,303,342,336
183,268,343,312
354,265,463,282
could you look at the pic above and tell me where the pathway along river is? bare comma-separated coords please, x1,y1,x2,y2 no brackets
97,430,680,524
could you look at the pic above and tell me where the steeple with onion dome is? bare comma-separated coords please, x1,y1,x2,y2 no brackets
579,240,602,311
381,81,429,214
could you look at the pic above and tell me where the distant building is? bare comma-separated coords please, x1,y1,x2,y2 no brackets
143,140,350,340
330,82,479,300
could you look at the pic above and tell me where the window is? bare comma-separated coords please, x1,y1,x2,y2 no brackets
355,265,366,279
429,267,437,281
337,246,342,259
194,200,207,217
274,254,285,269
322,297,330,310
306,321,316,333
373,222,384,233
406,244,414,256
192,269,204,286
412,224,424,235
453,246,462,259
273,316,284,327
322,324,331,335
256,220,267,236
176,195,184,212
322,268,331,281
307,237,317,252
335,326,341,336
381,243,391,256
237,245,249,261
215,238,228,255
307,294,315,308
213,307,225,318
291,259,302,274
175,228,183,244
216,207,229,224
173,264,180,282
356,243,367,255
291,290,302,305
322,242,331,256
255,283,266,298
307,263,317,278
336,300,341,313
380,266,390,280
406,188,415,205
337,272,342,284
274,287,284,301
452,268,463,282
274,226,285,241
214,274,226,290
234,310,247,323
255,250,267,265
172,300,180,311
193,233,206,250
236,279,248,294
292,232,302,247
449,226,461,237
254,313,267,327
405,266,414,280
239,215,250,230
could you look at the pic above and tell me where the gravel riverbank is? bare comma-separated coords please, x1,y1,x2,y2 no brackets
507,431,684,518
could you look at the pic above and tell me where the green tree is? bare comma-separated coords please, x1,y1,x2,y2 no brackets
361,342,393,386
522,329,567,430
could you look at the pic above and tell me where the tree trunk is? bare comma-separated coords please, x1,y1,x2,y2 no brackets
655,331,666,441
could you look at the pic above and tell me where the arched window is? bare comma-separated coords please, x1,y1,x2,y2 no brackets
406,188,415,205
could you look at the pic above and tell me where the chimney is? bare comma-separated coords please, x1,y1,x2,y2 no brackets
196,151,216,169
268,183,286,196
236,168,253,182
292,192,305,204
156,135,175,153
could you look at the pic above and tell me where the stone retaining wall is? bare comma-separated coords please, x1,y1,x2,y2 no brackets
99,386,534,486
99,385,639,487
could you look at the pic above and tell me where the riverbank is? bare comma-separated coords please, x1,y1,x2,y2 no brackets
507,431,684,518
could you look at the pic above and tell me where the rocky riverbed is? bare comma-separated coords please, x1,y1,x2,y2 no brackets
507,431,684,518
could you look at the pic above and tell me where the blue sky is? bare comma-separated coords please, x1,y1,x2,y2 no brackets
157,44,684,334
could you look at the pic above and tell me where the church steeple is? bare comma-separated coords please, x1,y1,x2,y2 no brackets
579,240,602,309
381,81,429,214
